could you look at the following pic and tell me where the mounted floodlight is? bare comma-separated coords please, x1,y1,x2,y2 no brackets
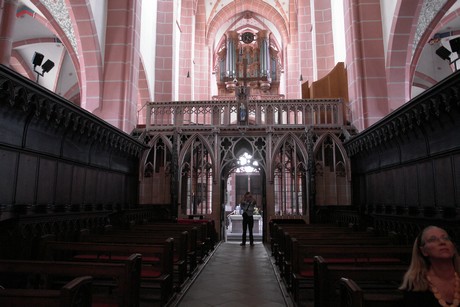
32,52,44,66
449,37,460,53
436,46,451,61
32,52,54,83
41,59,55,73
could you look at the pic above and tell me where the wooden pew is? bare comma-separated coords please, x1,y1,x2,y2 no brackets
81,229,190,287
281,233,396,288
313,256,407,307
133,222,211,262
277,228,384,274
42,239,174,306
339,277,404,307
0,254,141,307
268,219,307,244
177,218,217,250
289,244,410,305
93,226,198,275
271,223,356,261
0,276,93,307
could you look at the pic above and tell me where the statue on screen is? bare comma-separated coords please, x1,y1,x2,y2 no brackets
239,102,247,121
237,86,249,124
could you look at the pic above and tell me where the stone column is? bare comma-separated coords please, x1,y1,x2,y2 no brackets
0,0,19,66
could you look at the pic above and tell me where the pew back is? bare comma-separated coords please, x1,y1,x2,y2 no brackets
339,277,404,307
314,256,407,307
42,239,174,305
80,230,190,285
0,254,141,307
0,276,93,307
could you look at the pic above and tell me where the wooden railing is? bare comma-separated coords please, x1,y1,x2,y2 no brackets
145,98,344,129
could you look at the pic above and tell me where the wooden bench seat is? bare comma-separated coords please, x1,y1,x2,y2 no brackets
177,218,217,249
313,256,407,307
339,277,404,307
289,244,410,305
99,227,201,276
271,223,362,262
281,234,399,289
0,254,141,307
0,276,93,307
81,230,191,286
277,229,387,275
270,222,349,245
133,223,211,262
42,240,174,306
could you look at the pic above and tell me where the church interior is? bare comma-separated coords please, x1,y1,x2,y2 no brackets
1,0,460,306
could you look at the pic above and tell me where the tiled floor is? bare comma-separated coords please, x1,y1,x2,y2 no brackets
171,242,294,307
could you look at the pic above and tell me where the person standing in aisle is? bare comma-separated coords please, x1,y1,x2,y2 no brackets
240,191,256,246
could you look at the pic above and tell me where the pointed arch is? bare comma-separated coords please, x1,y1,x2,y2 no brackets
406,0,458,101
179,133,216,216
179,133,216,176
270,132,309,181
65,0,103,111
313,132,351,206
27,0,104,109
205,0,289,47
219,136,267,179
140,134,173,178
313,132,351,181
385,0,424,109
271,132,309,216
13,1,82,98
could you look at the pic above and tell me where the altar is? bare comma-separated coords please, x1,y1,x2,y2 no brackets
228,215,262,233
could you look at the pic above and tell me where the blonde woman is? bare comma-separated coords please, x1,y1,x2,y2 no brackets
400,226,460,306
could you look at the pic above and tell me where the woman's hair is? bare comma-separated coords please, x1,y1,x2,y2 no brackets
399,226,460,291
241,192,255,204
241,192,250,200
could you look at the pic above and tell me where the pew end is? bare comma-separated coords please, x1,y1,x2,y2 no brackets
339,277,404,307
0,275,93,307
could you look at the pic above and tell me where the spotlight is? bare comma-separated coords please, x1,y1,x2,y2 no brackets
42,60,55,73
436,46,451,61
32,52,44,66
32,52,54,83
449,37,460,53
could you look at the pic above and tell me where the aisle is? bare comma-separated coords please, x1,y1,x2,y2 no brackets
174,242,292,307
